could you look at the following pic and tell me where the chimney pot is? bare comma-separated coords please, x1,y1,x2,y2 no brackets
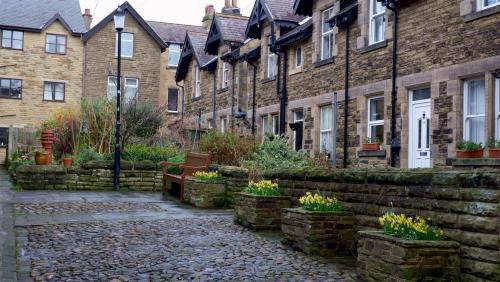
84,8,91,16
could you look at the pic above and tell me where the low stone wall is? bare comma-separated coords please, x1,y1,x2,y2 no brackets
183,178,226,208
16,161,163,191
227,168,499,282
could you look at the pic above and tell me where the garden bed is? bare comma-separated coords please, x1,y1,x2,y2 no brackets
183,178,226,208
281,208,355,257
357,231,460,281
234,192,291,231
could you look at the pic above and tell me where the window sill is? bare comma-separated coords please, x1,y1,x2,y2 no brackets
289,67,303,76
447,158,500,167
191,96,202,102
167,111,180,114
0,96,22,100
115,56,134,60
261,77,276,84
359,40,387,54
46,52,66,55
463,5,500,22
357,150,386,158
313,57,334,68
43,100,65,103
0,47,23,51
166,65,178,70
217,87,229,94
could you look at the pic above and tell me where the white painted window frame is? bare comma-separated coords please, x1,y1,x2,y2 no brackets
194,65,201,98
295,47,302,68
293,110,304,150
321,7,335,60
320,105,333,154
272,114,279,136
222,62,230,88
463,79,486,144
495,78,500,140
115,32,134,58
262,115,269,140
267,45,277,79
477,0,500,11
221,117,226,133
167,88,179,113
124,77,139,102
367,96,384,142
369,0,386,45
168,44,181,67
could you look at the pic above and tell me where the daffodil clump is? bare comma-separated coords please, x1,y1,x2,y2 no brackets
299,192,344,212
243,180,281,196
379,212,445,241
193,171,221,183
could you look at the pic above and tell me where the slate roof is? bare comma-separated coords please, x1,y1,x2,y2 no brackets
189,32,217,67
215,14,248,43
275,18,312,47
264,0,306,23
147,21,207,44
0,0,87,35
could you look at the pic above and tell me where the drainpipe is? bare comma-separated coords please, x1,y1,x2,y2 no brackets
212,70,217,129
385,1,399,167
247,60,257,135
280,50,288,136
343,25,350,168
175,81,185,123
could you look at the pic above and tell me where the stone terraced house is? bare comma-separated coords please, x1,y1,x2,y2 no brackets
176,0,500,169
0,0,87,164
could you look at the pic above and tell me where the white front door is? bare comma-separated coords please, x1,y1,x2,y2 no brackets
409,88,431,169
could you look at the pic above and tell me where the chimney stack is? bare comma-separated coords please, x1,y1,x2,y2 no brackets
83,8,92,30
202,5,215,30
222,0,241,15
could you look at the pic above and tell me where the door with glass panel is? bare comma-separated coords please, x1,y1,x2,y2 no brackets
293,110,304,150
409,88,431,168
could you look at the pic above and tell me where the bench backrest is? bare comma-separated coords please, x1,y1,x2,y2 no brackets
185,152,211,167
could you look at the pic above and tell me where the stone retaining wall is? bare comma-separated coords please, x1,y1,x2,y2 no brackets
16,161,163,191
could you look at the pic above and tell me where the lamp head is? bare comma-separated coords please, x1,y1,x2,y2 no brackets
114,6,125,30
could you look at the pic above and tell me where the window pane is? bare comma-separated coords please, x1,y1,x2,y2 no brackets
58,36,66,45
0,79,10,97
321,106,332,130
373,15,385,43
467,117,485,144
107,77,117,99
124,79,138,102
467,80,485,115
12,31,22,40
168,89,179,112
46,43,56,53
370,124,384,143
57,43,65,53
54,84,64,101
322,8,333,33
320,132,333,154
2,30,11,48
272,115,279,134
372,0,385,14
44,83,53,100
168,44,180,66
413,88,431,101
294,111,303,122
369,97,384,121
11,80,21,98
296,48,302,66
47,35,56,44
322,34,331,59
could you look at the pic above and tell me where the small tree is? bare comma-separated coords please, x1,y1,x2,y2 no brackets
121,99,165,149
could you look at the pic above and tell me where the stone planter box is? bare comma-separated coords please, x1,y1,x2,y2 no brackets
183,178,226,208
234,192,291,231
281,208,355,257
357,231,460,282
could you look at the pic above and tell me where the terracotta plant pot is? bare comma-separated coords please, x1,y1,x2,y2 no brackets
62,157,73,168
456,149,484,159
34,152,48,165
362,143,380,151
488,148,500,158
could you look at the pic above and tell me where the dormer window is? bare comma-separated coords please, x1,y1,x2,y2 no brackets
46,34,67,54
1,29,23,50
478,0,500,10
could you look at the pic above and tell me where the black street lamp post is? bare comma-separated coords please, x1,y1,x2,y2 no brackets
113,7,125,191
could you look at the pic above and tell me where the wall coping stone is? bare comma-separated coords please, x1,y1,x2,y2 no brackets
284,207,353,216
449,158,500,167
218,166,249,178
358,230,461,249
235,192,290,200
81,160,158,170
16,165,66,174
357,150,387,158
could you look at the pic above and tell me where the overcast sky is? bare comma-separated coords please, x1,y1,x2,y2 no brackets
79,0,255,27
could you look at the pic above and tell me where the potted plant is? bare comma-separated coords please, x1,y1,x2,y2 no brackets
34,149,49,165
183,171,226,208
281,192,354,257
234,180,291,230
362,137,381,151
62,154,74,168
487,139,500,158
456,140,484,158
357,212,460,282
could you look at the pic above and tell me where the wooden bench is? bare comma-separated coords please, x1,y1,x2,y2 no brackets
160,152,211,202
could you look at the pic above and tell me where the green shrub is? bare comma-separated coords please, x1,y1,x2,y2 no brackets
198,131,256,166
122,144,179,163
456,140,483,151
165,155,185,175
8,151,33,174
74,147,104,165
244,136,310,172
243,180,281,196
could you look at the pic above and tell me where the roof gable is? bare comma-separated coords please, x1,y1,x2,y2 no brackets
82,1,167,50
0,0,86,35
205,14,248,55
176,32,216,82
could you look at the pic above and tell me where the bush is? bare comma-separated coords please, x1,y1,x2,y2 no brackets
122,144,179,163
243,180,281,196
299,192,343,212
165,155,185,175
244,136,310,172
198,131,256,166
74,147,104,166
8,151,33,174
379,212,445,241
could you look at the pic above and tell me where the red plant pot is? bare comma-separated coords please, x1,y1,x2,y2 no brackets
362,143,380,151
488,148,500,158
457,149,484,159
62,157,73,168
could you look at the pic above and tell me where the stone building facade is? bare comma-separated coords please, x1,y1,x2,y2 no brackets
176,0,500,169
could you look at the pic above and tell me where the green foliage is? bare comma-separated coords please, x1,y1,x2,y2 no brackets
243,180,281,196
456,140,483,151
74,147,104,166
193,171,221,183
299,192,344,212
379,212,445,241
8,151,33,174
198,131,256,166
244,137,310,172
122,101,164,148
165,155,185,175
487,139,500,148
122,144,179,163
80,98,115,154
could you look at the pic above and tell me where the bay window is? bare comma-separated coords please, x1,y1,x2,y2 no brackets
321,7,335,60
320,105,333,155
367,96,384,143
369,0,386,45
463,79,486,144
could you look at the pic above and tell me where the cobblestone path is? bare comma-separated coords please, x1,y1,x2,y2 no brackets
2,180,356,281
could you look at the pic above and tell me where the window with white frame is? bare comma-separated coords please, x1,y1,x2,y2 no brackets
477,0,500,10
267,44,277,79
168,44,181,67
464,79,486,145
495,78,500,140
295,47,302,68
221,117,227,133
368,96,384,143
43,81,65,102
369,0,386,45
272,114,279,136
107,76,118,99
194,65,201,98
222,62,230,88
167,88,179,112
115,32,134,58
320,105,333,155
106,76,138,102
262,116,269,139
321,7,335,60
